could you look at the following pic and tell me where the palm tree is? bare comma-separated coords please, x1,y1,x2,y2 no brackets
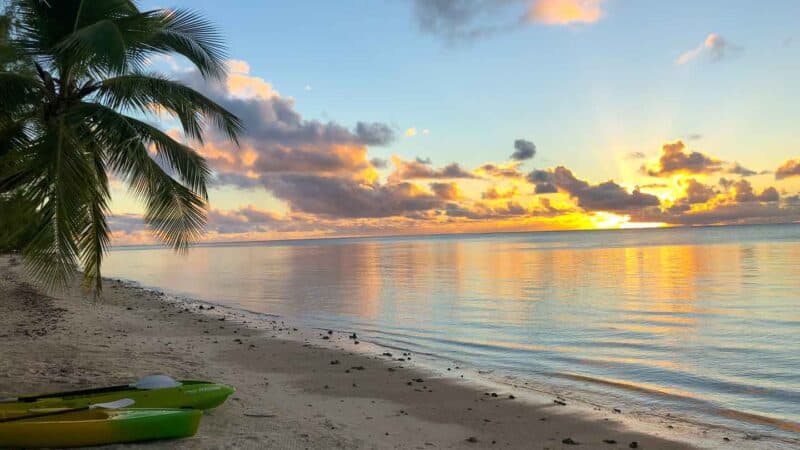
0,0,242,294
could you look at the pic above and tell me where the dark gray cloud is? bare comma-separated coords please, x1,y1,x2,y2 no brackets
728,162,757,177
776,159,800,180
511,139,536,161
370,158,388,169
411,0,525,43
549,166,661,213
263,174,443,218
534,182,558,194
355,122,395,146
643,141,723,177
444,200,528,220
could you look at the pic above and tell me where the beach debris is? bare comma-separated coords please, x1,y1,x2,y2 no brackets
602,439,617,444
382,352,393,357
349,333,358,339
243,411,277,418
413,378,424,383
351,366,365,371
613,408,622,413
562,437,579,445
465,436,478,443
330,360,340,365
629,441,639,448
554,399,567,406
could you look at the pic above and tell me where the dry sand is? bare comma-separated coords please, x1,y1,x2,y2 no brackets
0,255,792,449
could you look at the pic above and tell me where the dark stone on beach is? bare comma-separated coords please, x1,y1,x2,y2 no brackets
562,437,578,445
354,341,359,344
466,436,478,443
723,437,730,442
322,336,330,340
351,366,365,370
407,381,413,385
613,408,622,413
413,378,424,383
602,439,617,444
382,352,393,357
218,317,225,321
508,394,515,399
490,393,498,397
554,399,567,406
349,333,358,339
126,307,133,310
328,330,333,335
330,360,340,365
629,441,639,448
388,367,395,372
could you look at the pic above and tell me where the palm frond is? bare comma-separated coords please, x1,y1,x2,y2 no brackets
97,72,242,143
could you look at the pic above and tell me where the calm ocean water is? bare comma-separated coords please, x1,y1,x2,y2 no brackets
105,224,800,437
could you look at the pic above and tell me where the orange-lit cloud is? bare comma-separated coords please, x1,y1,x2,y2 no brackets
527,0,604,25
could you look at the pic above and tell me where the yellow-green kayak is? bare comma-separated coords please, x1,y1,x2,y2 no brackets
0,408,202,448
0,377,234,417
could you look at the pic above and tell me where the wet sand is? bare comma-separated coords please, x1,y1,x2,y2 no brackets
0,255,788,449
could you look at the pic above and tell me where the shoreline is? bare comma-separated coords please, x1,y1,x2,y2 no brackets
1,255,794,449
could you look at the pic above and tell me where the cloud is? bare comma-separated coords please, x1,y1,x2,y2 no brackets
476,162,525,179
776,159,800,180
263,175,443,218
534,182,558,194
511,139,536,161
625,151,647,160
549,167,661,213
676,34,738,65
680,178,717,204
642,140,723,177
356,122,395,146
482,185,518,199
430,182,462,200
389,157,478,182
527,0,604,25
179,63,396,192
410,0,604,43
728,162,758,177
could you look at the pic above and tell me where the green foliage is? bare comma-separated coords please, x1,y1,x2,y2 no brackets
0,192,37,252
0,0,241,294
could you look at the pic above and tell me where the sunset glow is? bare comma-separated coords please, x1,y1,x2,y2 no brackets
106,0,800,245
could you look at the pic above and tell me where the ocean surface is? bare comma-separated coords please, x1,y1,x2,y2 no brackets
105,224,800,438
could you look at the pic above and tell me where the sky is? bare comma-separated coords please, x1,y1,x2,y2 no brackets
110,0,800,244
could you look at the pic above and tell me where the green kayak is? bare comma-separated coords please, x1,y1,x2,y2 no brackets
0,408,201,448
0,376,235,418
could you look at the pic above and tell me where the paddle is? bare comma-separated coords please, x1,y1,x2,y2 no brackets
0,398,135,423
0,375,182,403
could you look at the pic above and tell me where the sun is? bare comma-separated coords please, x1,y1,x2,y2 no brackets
590,212,668,230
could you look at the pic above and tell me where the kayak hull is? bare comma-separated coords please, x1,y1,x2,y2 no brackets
0,380,234,417
0,408,201,448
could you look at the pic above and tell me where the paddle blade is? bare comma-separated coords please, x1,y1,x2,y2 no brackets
131,375,182,390
91,398,135,409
